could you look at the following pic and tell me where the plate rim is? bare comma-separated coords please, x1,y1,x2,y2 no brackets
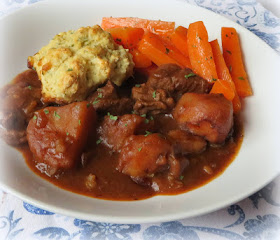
0,0,280,224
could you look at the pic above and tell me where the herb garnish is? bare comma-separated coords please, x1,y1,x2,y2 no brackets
238,76,245,80
67,68,73,71
107,112,118,121
226,50,232,55
135,84,141,88
96,139,102,145
165,48,170,54
33,115,37,120
138,147,142,152
144,131,152,137
152,91,156,99
27,85,32,90
54,111,61,119
184,73,196,79
180,175,184,180
44,109,49,114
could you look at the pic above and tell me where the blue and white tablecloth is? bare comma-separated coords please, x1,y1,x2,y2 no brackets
0,0,280,239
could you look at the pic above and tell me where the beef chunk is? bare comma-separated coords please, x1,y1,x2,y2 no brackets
27,101,96,176
173,93,233,144
117,134,171,179
99,114,154,151
87,81,133,115
168,129,207,154
147,64,212,101
0,70,43,145
132,84,175,115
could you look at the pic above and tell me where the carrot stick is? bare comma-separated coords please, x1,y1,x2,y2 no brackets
210,79,235,101
221,27,252,98
101,17,175,37
138,31,190,68
187,21,218,82
129,48,152,68
169,26,189,57
210,39,241,113
106,27,144,49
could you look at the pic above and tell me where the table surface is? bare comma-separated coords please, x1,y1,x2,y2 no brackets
0,0,280,240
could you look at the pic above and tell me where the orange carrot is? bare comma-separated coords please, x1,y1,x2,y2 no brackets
106,27,144,49
187,21,218,82
101,17,175,37
221,27,252,98
129,48,152,68
138,31,190,68
210,79,235,101
210,39,241,113
169,26,189,57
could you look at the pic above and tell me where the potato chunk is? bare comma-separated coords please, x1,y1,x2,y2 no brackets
117,134,171,178
173,93,233,143
27,102,96,175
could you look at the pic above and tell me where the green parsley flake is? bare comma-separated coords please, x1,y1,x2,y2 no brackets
124,123,128,127
54,111,61,119
184,73,196,79
116,38,122,43
96,139,102,145
226,50,232,55
27,85,32,90
144,119,149,124
138,147,142,152
144,131,152,137
140,114,146,118
92,100,100,105
32,67,36,71
86,103,91,108
229,65,232,72
152,91,156,99
33,115,37,120
212,78,217,82
97,93,103,99
66,132,69,136
238,76,245,80
79,120,81,125
165,48,170,54
180,175,184,180
67,68,73,71
44,109,49,114
135,84,141,88
150,116,154,121
107,112,118,121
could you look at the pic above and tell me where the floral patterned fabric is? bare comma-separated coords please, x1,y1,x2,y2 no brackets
0,0,280,239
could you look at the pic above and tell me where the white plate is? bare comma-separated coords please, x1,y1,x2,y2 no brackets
0,0,279,224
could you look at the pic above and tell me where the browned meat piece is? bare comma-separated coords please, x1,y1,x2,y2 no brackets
0,70,43,145
87,81,133,115
117,134,171,179
173,93,233,144
168,129,207,154
27,102,96,176
147,64,212,101
99,114,154,151
117,134,189,190
132,84,175,115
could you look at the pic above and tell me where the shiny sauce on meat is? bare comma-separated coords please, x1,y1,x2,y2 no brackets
19,115,243,200
10,69,243,201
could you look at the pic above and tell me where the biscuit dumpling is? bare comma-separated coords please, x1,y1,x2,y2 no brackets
28,25,134,104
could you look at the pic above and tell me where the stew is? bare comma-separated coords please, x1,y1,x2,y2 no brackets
0,18,247,201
